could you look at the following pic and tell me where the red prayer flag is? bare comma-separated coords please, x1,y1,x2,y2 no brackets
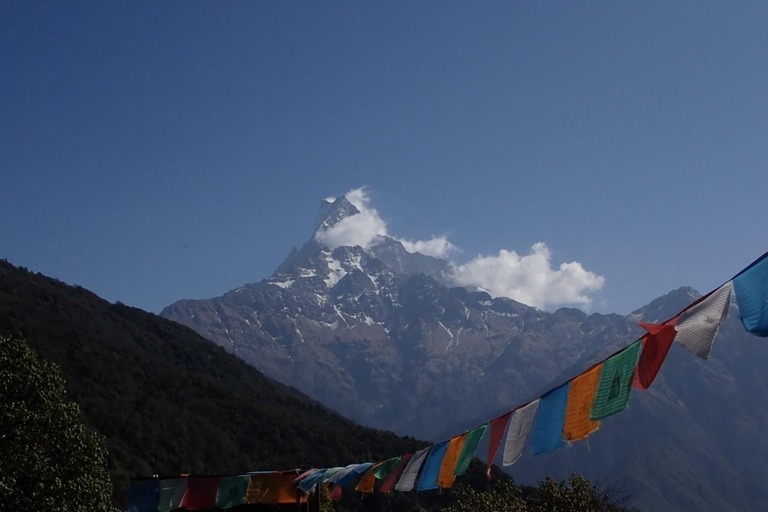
633,317,680,390
293,469,317,484
487,412,511,479
379,454,411,494
329,484,343,501
181,477,219,510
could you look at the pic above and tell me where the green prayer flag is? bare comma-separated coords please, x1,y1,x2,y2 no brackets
373,457,402,480
158,478,187,512
454,424,489,476
590,340,642,420
216,475,250,509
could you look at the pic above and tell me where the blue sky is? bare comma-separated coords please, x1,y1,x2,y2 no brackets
2,1,766,314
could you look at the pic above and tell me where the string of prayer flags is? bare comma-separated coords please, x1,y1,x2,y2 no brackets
675,282,732,359
181,477,219,510
563,364,602,441
416,442,449,491
734,252,768,336
502,400,539,465
531,383,569,455
633,320,679,390
126,480,159,512
486,412,512,477
158,478,187,512
216,476,250,509
395,447,430,492
590,340,642,420
380,455,410,494
454,424,488,476
437,434,467,489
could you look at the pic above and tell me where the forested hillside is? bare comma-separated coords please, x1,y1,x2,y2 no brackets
0,260,425,501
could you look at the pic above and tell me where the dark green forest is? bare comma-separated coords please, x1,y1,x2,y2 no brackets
0,261,424,501
0,334,116,512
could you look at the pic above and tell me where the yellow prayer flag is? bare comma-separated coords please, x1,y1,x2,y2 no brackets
437,433,468,489
563,364,602,441
355,462,384,493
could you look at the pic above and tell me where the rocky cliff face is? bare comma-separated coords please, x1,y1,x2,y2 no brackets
161,196,768,512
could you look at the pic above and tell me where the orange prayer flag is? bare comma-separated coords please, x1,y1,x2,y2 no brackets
245,472,306,505
437,433,468,489
563,364,602,441
355,462,384,493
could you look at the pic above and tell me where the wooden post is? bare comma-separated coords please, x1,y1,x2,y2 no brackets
313,484,321,512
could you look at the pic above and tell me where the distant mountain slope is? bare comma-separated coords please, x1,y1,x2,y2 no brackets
163,196,631,438
0,260,426,501
161,196,768,512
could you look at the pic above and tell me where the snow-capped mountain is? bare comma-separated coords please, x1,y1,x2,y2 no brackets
161,197,768,512
163,195,612,435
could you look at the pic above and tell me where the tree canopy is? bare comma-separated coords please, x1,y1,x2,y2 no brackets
0,335,116,512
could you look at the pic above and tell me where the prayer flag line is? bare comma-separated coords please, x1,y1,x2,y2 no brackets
127,251,768,511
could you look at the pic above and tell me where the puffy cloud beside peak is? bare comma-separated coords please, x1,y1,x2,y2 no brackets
315,188,458,260
447,242,605,309
314,188,388,249
399,236,457,258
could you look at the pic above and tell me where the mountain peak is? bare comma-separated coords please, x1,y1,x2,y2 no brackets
628,286,702,324
314,195,360,232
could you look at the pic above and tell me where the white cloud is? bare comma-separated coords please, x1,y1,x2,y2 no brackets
316,188,458,257
399,236,457,258
448,242,605,309
315,189,605,310
343,187,371,212
315,188,389,249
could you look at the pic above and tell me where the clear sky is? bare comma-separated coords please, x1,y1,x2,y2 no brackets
2,1,766,315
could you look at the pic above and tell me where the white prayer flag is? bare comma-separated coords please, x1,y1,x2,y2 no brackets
502,399,540,466
394,447,431,492
675,281,732,359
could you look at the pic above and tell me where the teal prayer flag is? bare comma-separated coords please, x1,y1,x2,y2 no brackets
454,425,488,476
216,475,250,509
590,340,642,420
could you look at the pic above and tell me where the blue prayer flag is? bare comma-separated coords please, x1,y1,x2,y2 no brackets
337,463,373,488
734,253,768,336
531,382,570,455
416,442,449,492
298,470,326,493
126,480,159,512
